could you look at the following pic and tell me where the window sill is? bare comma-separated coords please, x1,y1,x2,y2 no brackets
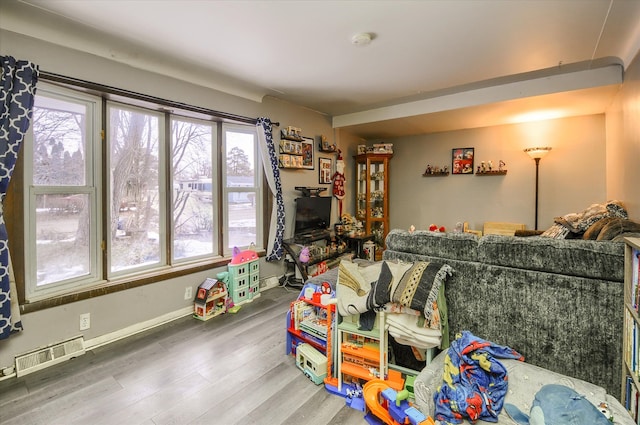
20,257,235,314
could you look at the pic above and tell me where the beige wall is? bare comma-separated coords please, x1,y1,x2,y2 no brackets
0,30,337,368
383,114,607,232
606,52,640,221
2,28,638,372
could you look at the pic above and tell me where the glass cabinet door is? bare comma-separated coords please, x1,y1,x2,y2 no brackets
354,153,392,256
368,159,386,245
356,161,367,221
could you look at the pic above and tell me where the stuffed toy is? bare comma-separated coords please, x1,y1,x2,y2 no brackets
299,246,310,263
429,224,446,232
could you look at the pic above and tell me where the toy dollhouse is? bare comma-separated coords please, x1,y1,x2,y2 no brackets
227,248,260,305
193,278,228,321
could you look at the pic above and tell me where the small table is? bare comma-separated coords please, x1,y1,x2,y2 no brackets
343,234,375,259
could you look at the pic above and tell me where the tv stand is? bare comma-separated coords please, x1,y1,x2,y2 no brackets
294,186,327,197
293,229,331,244
282,233,351,283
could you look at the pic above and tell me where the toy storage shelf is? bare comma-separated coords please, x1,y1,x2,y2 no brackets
336,311,386,391
622,236,640,420
286,282,335,357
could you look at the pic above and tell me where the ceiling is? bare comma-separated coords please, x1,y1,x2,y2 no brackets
2,0,640,139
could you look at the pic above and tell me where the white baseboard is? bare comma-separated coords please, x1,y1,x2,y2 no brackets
0,285,285,382
85,306,193,350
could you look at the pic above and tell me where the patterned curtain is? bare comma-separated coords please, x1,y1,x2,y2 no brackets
0,56,39,340
256,118,285,260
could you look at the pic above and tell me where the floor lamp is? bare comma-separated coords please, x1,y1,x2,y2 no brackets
524,147,552,230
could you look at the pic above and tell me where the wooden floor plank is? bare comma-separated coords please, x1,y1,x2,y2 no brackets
0,287,371,425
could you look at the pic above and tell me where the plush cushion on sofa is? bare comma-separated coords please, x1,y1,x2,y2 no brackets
583,216,618,240
385,229,479,262
477,234,624,281
597,217,640,241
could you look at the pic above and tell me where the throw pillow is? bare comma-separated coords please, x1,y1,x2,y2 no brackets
583,217,617,240
597,218,640,241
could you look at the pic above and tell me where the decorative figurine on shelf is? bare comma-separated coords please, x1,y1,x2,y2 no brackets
429,224,445,232
480,161,486,172
408,224,416,234
499,160,506,171
332,150,346,216
320,135,337,152
455,222,463,233
425,164,432,174
299,246,310,263
488,160,493,171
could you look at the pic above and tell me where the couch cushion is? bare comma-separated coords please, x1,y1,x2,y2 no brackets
477,234,624,281
385,229,479,262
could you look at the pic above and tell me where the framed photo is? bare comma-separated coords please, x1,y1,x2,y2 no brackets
452,147,474,174
319,157,333,184
301,137,314,169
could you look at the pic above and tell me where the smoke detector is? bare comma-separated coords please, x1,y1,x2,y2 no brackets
351,33,372,46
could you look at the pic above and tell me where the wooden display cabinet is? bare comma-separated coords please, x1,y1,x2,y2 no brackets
355,153,392,254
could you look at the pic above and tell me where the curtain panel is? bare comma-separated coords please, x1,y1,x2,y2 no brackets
0,56,39,340
256,118,285,261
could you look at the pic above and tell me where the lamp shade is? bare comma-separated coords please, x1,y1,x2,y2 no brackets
524,147,552,159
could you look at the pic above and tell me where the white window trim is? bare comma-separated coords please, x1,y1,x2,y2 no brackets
170,116,220,263
221,123,263,256
24,84,103,301
106,101,167,278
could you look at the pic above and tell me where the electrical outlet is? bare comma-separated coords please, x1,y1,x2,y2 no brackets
79,313,91,331
184,286,193,300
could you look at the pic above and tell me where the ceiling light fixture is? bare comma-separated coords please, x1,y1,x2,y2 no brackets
351,33,372,46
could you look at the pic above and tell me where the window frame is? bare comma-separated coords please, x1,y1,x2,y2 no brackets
105,101,168,278
170,115,220,264
9,77,267,311
24,84,103,301
221,123,264,256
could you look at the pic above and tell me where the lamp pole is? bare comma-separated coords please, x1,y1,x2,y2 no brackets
524,147,551,231
534,157,540,230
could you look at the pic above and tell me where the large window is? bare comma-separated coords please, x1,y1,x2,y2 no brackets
21,82,263,301
107,103,165,275
171,117,217,261
27,87,100,296
222,124,262,255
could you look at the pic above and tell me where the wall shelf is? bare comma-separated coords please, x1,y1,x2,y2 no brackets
422,172,449,177
476,170,507,176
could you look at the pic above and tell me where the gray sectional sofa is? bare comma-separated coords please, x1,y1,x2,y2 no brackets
382,229,625,399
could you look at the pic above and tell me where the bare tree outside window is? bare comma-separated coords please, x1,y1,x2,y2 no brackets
30,94,93,286
224,127,260,251
108,105,162,273
171,118,216,260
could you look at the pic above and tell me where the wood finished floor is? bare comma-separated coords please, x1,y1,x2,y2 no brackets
0,286,367,425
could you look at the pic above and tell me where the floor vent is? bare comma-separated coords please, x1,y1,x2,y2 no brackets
15,336,85,377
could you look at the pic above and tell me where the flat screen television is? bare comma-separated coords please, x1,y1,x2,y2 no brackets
294,196,332,235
